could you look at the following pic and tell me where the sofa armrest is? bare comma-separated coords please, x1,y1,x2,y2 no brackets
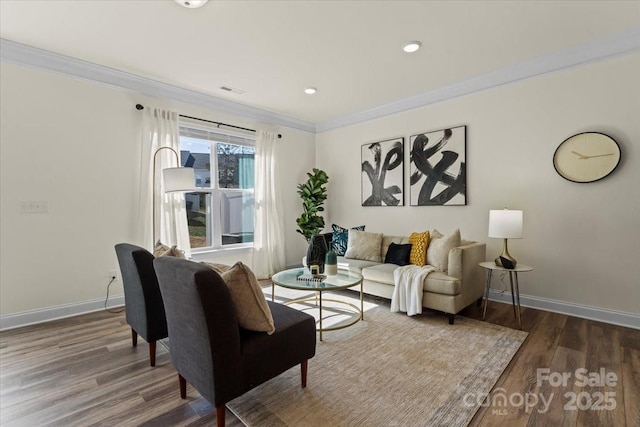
447,242,486,299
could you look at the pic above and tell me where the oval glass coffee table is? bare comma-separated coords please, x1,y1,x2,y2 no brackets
271,268,363,341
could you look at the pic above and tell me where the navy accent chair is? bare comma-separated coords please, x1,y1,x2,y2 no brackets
153,256,316,427
115,243,168,367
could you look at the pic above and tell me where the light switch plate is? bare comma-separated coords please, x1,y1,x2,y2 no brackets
19,201,50,213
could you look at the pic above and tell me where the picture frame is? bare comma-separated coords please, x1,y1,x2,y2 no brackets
361,137,404,206
409,126,466,206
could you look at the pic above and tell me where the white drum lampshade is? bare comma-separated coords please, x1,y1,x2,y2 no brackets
163,167,195,193
488,209,523,268
488,209,523,239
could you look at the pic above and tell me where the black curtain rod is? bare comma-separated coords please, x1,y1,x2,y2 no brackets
135,104,281,139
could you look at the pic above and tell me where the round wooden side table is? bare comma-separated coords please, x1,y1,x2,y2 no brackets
479,261,533,329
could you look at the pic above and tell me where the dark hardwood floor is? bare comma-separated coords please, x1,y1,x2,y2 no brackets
1,290,638,426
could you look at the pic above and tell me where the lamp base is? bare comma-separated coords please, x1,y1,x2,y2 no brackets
495,256,516,269
494,239,517,269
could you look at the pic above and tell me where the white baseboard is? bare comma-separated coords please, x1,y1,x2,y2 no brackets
487,289,639,330
2,289,637,331
0,294,125,331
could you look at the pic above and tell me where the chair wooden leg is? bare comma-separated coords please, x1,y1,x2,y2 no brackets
447,313,455,325
301,359,308,388
131,329,138,347
149,340,156,367
216,405,225,427
179,374,187,399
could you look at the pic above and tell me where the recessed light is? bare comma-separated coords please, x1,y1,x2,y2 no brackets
403,41,422,53
304,87,317,95
175,0,208,8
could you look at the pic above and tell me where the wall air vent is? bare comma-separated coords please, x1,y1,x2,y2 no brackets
219,86,246,95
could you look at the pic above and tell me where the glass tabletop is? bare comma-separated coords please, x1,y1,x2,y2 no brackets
272,268,362,291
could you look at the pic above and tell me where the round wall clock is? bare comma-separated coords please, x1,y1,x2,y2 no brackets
553,132,621,183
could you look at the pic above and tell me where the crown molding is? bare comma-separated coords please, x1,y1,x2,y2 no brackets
316,26,640,132
2,27,639,134
0,38,316,133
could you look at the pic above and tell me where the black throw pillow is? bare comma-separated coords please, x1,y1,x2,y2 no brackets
384,243,412,266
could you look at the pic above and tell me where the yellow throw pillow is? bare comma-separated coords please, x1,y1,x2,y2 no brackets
408,231,430,266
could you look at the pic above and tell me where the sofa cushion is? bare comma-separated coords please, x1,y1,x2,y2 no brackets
427,228,461,272
361,264,461,296
337,256,380,274
345,229,383,262
360,263,397,284
424,271,462,295
384,243,412,266
408,231,430,266
332,224,365,256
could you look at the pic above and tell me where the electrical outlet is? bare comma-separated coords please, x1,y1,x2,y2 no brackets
108,270,118,281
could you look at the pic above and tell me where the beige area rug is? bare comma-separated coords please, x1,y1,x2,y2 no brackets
227,289,528,427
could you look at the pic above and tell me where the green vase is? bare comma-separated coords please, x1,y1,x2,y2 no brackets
325,249,337,265
325,249,337,275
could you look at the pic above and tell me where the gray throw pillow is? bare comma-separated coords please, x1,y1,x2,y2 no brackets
344,229,383,262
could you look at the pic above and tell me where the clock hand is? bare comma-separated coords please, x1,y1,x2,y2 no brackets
571,150,589,159
584,153,614,159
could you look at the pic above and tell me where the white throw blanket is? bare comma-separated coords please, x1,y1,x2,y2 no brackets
391,265,436,316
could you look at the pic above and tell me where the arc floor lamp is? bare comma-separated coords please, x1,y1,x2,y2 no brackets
152,146,195,244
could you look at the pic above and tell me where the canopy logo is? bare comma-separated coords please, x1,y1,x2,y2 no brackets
462,367,619,415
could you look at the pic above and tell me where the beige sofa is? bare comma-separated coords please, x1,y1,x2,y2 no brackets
313,231,486,324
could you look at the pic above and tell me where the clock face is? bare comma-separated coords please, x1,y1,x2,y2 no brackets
553,132,621,183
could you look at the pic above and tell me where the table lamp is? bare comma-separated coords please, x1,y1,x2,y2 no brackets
488,209,523,269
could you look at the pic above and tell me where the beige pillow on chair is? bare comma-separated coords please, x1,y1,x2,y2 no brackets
219,262,275,335
201,262,231,274
153,241,186,258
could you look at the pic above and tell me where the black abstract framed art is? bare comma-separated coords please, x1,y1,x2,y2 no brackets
409,126,466,206
361,137,404,206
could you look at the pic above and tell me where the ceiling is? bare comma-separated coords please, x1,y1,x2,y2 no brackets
1,1,639,130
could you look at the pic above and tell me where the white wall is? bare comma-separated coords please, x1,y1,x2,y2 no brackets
0,62,315,322
316,54,640,316
2,53,637,327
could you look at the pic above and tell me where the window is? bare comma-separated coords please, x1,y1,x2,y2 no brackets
179,122,255,251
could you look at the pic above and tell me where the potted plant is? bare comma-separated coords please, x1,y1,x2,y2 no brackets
296,168,329,272
296,168,329,241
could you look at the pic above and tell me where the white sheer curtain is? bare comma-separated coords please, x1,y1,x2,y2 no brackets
136,107,191,257
252,130,286,278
